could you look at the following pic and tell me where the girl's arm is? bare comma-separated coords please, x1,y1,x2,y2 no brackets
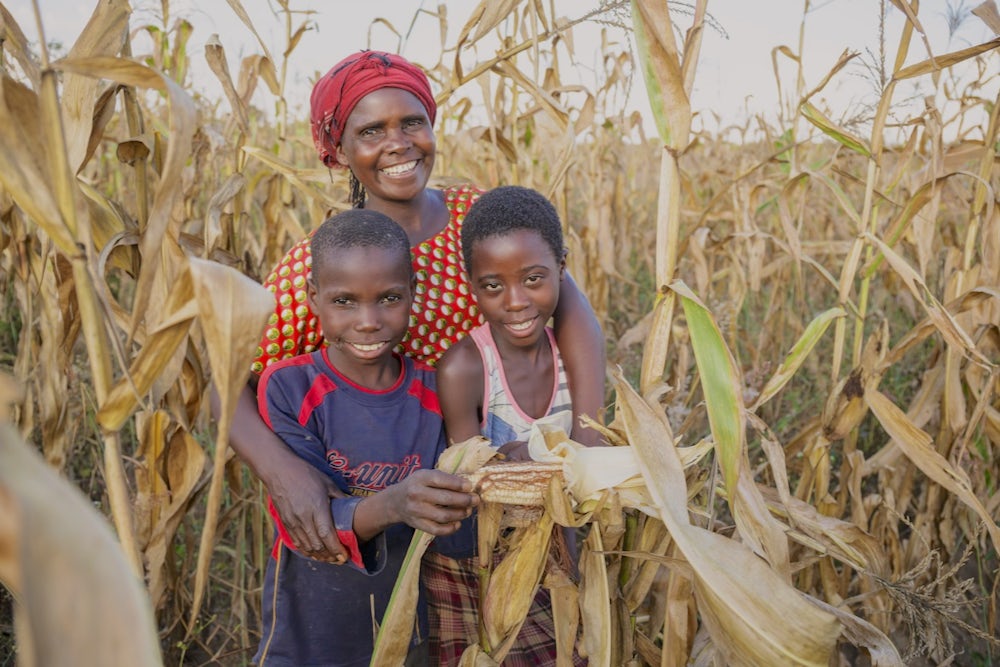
553,272,606,446
435,338,486,445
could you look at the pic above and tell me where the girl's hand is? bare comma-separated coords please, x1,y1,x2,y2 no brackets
497,440,531,461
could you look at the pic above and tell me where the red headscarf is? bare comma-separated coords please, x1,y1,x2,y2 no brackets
310,51,437,168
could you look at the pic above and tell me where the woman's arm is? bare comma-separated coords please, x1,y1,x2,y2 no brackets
226,381,347,563
553,272,606,446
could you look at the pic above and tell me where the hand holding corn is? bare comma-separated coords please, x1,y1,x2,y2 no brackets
496,440,531,461
352,469,479,541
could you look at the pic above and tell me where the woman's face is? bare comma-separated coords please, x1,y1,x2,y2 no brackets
335,88,436,205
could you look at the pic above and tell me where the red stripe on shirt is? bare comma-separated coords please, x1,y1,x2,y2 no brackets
267,497,364,567
336,528,365,569
257,354,316,429
268,497,296,559
299,373,338,426
407,377,441,416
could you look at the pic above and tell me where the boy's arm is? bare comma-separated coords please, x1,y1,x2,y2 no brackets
436,338,486,445
553,272,606,447
347,469,478,544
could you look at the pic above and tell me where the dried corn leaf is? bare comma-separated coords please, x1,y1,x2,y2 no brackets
143,425,207,610
0,425,162,666
205,35,249,134
614,369,840,665
973,0,1000,32
808,597,904,666
801,102,872,159
579,523,612,667
0,76,79,254
690,527,840,667
759,486,887,575
622,519,670,611
461,0,521,45
187,257,275,632
242,146,342,207
866,388,1000,552
630,0,690,148
223,0,276,75
893,37,1000,79
97,267,196,432
662,564,696,667
0,4,41,86
865,233,991,367
482,514,553,654
56,56,197,344
545,567,580,667
369,531,436,666
61,0,130,172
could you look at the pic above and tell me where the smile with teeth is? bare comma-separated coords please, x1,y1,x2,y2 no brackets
350,341,386,352
506,318,536,332
381,160,417,176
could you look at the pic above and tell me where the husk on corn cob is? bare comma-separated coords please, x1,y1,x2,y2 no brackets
462,461,565,506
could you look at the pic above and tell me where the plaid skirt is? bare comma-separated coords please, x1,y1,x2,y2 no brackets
421,551,585,666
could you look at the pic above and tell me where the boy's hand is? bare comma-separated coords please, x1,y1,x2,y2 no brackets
497,440,531,461
371,469,479,538
266,456,348,564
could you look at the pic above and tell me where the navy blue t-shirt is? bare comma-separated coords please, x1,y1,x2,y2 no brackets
254,350,447,667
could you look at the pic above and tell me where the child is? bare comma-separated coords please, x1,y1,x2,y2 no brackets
437,185,576,455
432,185,587,665
254,209,478,667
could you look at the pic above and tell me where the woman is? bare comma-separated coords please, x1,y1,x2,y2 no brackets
231,50,603,664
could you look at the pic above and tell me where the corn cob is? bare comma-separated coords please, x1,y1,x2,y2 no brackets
463,461,564,506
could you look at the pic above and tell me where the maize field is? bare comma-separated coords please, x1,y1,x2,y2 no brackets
0,0,999,665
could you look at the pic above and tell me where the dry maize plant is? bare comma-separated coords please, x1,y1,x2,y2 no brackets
0,0,998,665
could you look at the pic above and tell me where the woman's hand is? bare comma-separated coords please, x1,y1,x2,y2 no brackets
225,382,348,564
266,455,348,564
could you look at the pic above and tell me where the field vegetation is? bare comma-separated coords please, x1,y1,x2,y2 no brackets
0,0,998,665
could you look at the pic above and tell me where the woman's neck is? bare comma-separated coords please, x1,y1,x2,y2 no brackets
365,188,447,245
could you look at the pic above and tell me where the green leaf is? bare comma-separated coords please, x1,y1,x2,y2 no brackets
671,280,744,499
800,102,872,159
750,308,846,411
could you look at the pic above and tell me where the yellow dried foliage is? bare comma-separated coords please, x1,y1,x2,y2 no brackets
0,0,998,664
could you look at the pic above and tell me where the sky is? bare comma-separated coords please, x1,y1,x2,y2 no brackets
9,0,997,139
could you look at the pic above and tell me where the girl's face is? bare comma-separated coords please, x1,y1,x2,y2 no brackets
468,229,565,352
307,245,414,379
335,88,436,205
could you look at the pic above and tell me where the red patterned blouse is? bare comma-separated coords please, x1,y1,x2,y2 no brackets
251,185,484,373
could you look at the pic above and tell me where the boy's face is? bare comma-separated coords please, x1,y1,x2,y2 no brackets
308,245,414,372
468,229,564,350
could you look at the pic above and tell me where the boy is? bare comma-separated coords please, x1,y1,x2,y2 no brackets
254,209,478,667
432,185,588,665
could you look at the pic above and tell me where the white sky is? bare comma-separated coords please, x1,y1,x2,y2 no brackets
10,1,998,139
